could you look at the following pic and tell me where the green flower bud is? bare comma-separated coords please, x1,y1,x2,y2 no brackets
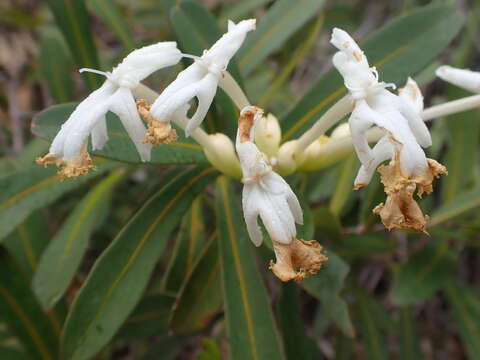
254,113,281,159
204,133,241,178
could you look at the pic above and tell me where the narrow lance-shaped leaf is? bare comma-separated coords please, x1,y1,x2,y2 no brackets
33,169,126,310
301,251,355,337
0,346,29,360
169,236,222,335
0,160,118,240
3,211,66,339
62,166,217,360
215,176,286,360
441,16,478,203
390,240,456,306
46,0,101,90
118,294,175,340
87,0,135,51
259,15,323,108
281,5,463,141
329,154,358,217
4,211,51,277
444,281,480,360
237,0,325,76
219,0,271,24
398,307,423,360
430,187,480,226
38,27,74,103
162,197,206,292
442,90,479,203
32,103,207,165
355,291,390,360
0,248,58,360
277,283,320,360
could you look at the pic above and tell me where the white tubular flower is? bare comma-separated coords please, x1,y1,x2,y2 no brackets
142,19,256,145
236,106,326,282
436,65,480,93
331,29,446,233
37,42,182,178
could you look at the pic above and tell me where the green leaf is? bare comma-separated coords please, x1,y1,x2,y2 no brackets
62,166,217,360
430,187,480,226
118,294,175,340
258,15,323,108
0,347,29,360
38,28,74,103
312,206,342,241
4,211,50,277
219,0,271,24
278,283,321,360
33,170,125,310
355,292,389,360
329,154,358,217
398,307,423,360
32,103,207,165
301,250,354,337
334,334,355,360
169,0,241,136
237,0,325,76
46,0,101,90
215,176,286,360
87,0,135,51
390,240,455,306
162,197,206,292
0,161,117,240
169,237,222,335
0,248,58,360
336,234,394,258
444,281,480,360
141,336,186,360
281,5,463,141
442,94,479,203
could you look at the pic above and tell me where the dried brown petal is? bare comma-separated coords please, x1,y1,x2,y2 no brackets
238,106,263,143
374,154,447,233
36,150,95,179
137,99,178,146
269,238,328,282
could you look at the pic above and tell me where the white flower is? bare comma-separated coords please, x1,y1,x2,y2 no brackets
37,42,182,178
144,19,256,144
331,29,446,232
236,106,326,282
436,65,480,93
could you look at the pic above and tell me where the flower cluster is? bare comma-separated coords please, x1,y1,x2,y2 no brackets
37,19,480,281
37,42,182,178
330,28,447,233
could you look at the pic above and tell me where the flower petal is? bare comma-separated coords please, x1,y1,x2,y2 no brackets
436,65,480,93
110,88,152,162
91,116,108,151
242,186,263,247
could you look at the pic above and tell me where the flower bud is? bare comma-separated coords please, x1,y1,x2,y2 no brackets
398,77,424,114
204,133,241,178
330,123,351,139
298,136,329,171
254,113,281,159
277,140,302,176
436,65,480,94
